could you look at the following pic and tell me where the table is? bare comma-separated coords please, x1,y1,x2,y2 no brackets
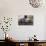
14,40,46,46
5,39,46,46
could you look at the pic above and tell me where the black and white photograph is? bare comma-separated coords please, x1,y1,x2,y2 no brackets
18,15,33,25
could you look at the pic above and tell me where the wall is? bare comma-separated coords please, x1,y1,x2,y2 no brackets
0,0,46,40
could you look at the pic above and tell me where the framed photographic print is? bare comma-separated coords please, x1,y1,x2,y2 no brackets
18,15,33,25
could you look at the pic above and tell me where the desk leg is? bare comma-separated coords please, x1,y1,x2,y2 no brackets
34,43,38,46
16,43,20,46
24,43,28,46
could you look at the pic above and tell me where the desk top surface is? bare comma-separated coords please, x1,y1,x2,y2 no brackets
9,40,46,43
1,39,46,43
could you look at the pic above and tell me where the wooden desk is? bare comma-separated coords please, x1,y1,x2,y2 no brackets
5,39,46,46
14,40,46,46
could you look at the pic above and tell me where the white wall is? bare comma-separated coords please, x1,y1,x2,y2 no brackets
0,0,46,40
